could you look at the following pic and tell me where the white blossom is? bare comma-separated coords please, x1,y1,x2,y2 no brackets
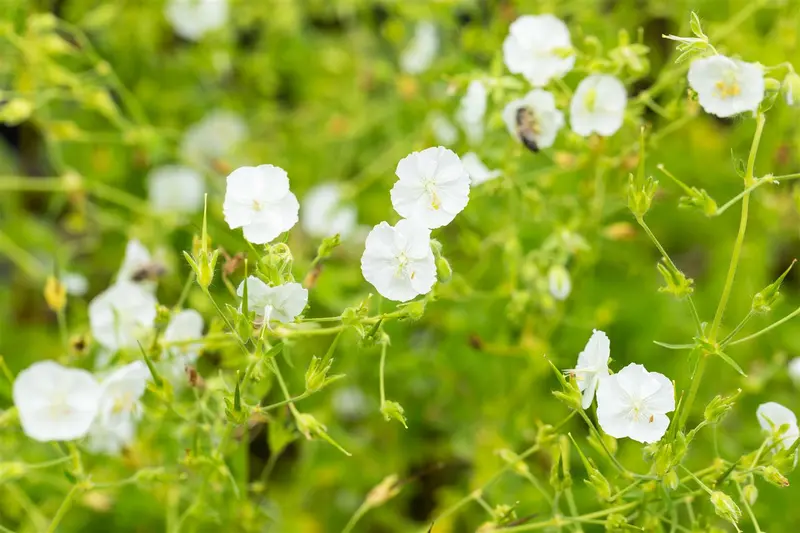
390,147,470,229
180,110,246,168
236,277,308,323
87,418,136,455
332,387,368,420
361,219,436,302
461,152,501,186
566,330,610,409
301,183,358,240
688,55,765,118
89,281,157,351
457,80,487,145
161,309,205,386
87,362,150,455
400,22,438,75
570,75,627,137
165,0,228,41
548,264,571,301
148,165,205,215
596,363,675,443
12,361,102,442
223,164,300,244
430,113,458,146
61,272,88,296
117,239,164,291
502,14,575,87
789,357,800,387
757,402,799,450
502,89,565,150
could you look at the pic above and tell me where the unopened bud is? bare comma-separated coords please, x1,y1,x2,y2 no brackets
304,356,344,393
365,474,401,507
380,400,408,428
627,174,658,219
664,469,679,491
435,256,452,283
704,389,741,424
761,465,790,487
742,484,758,505
759,78,781,113
710,491,742,526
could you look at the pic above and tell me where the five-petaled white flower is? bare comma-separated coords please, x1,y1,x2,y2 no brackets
461,152,501,186
148,165,205,215
789,358,800,388
13,361,102,442
688,55,765,118
596,363,675,444
457,80,487,145
88,361,150,454
61,272,88,296
757,402,799,450
236,276,308,323
223,165,300,244
89,281,158,351
165,0,228,41
301,183,358,240
180,110,247,169
400,22,439,75
502,89,565,150
502,15,575,87
390,147,470,229
548,264,572,301
567,330,610,409
361,219,436,302
161,309,205,387
570,75,628,137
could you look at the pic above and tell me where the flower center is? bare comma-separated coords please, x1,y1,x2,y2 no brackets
252,199,263,212
715,72,741,99
583,88,597,112
422,180,441,210
396,252,410,276
49,393,73,418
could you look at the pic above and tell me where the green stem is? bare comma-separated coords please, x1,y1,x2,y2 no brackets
720,310,755,346
728,306,800,346
341,501,371,533
735,483,763,533
379,342,387,405
45,486,80,533
577,410,628,476
679,354,708,429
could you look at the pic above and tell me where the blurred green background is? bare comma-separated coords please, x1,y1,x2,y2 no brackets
2,0,800,531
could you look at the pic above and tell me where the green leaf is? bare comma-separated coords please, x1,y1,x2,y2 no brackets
716,351,747,376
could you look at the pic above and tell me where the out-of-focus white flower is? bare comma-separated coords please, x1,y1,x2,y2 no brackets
87,418,135,455
390,147,470,229
457,80,487,145
688,55,765,118
548,264,571,301
161,309,205,387
430,113,458,146
361,219,436,302
180,110,246,168
12,361,102,442
570,75,627,137
789,357,800,387
148,165,205,215
301,183,358,239
502,14,575,87
783,72,800,107
596,363,675,443
502,89,565,150
87,362,150,455
757,402,799,450
400,22,438,74
236,277,308,323
117,239,165,291
566,330,610,409
164,0,228,41
332,387,368,420
89,281,157,351
461,152,501,185
223,165,300,244
61,272,88,296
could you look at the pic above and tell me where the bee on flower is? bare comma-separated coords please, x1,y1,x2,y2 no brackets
502,90,565,152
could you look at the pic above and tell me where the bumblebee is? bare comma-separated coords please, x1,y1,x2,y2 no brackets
130,262,167,282
515,106,540,153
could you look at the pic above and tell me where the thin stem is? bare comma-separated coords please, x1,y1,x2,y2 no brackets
563,488,584,533
728,306,800,346
341,501,371,533
720,310,755,346
735,483,763,533
257,391,311,412
709,113,765,341
379,341,387,405
0,356,15,386
45,486,80,533
679,354,708,429
577,410,628,476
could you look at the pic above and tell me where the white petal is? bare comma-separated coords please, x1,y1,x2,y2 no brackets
644,372,675,414
148,165,205,214
627,413,670,444
570,75,627,137
757,402,799,449
165,0,228,41
89,282,158,351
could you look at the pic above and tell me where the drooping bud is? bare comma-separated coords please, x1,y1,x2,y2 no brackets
761,465,790,487
304,356,344,394
783,71,800,107
380,400,408,428
710,491,742,527
742,484,758,505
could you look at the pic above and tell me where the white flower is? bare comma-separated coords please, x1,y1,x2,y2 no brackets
301,183,358,239
457,80,487,145
87,362,150,454
61,272,88,296
148,165,205,215
180,110,246,168
570,75,627,137
89,281,157,351
332,387,368,420
566,330,610,409
502,15,575,87
688,55,765,118
757,402,799,450
161,309,205,386
360,219,436,302
117,239,165,290
548,264,571,301
236,277,308,323
400,22,438,74
390,147,470,229
223,165,300,244
430,113,458,146
502,89,565,150
596,363,675,444
164,0,228,41
789,357,800,387
461,152,501,185
87,418,135,455
12,361,102,442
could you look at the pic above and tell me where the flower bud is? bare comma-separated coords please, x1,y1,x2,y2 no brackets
783,71,800,106
380,400,408,428
710,491,742,526
365,474,401,507
704,389,741,424
742,484,758,505
547,265,571,301
585,457,612,500
304,356,344,394
759,78,781,113
296,412,351,456
664,469,679,491
627,174,659,219
44,276,67,312
656,260,694,299
435,256,452,283
761,465,790,487
605,513,628,531
752,260,795,314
